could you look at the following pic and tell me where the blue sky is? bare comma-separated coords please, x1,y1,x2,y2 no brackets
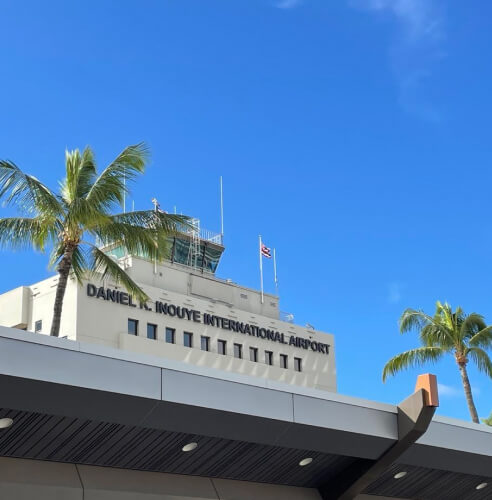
1,0,491,421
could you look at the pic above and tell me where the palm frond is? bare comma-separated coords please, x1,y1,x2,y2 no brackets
92,211,193,260
112,210,193,233
48,241,65,270
93,222,165,261
468,326,492,350
61,147,96,202
460,313,487,340
0,217,57,251
467,347,492,378
65,197,111,229
0,160,62,216
382,346,444,382
419,323,454,349
87,244,148,302
399,309,436,333
70,245,90,284
85,143,149,211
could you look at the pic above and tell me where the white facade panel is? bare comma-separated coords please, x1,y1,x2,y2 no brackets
0,256,336,392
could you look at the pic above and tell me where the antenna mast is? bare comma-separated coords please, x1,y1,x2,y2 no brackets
220,176,224,243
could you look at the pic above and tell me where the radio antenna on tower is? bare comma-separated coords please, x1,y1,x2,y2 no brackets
220,176,224,243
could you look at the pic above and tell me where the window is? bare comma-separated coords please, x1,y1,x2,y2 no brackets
280,354,288,369
165,327,175,344
234,343,243,359
147,323,157,340
265,351,273,366
218,339,227,355
201,336,210,351
184,331,193,348
34,320,42,333
128,319,138,336
294,357,302,372
249,347,258,362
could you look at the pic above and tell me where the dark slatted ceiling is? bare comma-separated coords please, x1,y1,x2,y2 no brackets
1,407,491,500
364,463,491,500
0,408,352,488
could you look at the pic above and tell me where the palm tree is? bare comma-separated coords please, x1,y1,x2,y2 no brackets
383,301,492,424
482,411,492,426
0,143,189,337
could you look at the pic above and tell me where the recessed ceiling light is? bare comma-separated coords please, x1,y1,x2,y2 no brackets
182,442,198,452
394,471,407,479
476,482,488,490
299,457,313,467
0,418,13,429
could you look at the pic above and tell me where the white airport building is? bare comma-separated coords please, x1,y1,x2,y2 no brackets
0,218,491,500
0,224,335,393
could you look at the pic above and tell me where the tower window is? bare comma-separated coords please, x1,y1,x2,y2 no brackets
201,336,210,351
184,331,193,348
265,351,273,366
218,339,227,355
249,347,258,362
128,319,138,336
34,320,42,333
165,327,175,344
147,323,157,340
294,357,302,372
234,343,243,359
280,354,288,369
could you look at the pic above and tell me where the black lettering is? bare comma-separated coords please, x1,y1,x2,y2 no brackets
120,292,129,305
193,310,201,322
87,284,97,297
289,335,297,346
167,304,176,316
96,287,106,300
259,328,267,339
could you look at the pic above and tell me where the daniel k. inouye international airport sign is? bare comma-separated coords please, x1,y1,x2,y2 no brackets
86,284,331,354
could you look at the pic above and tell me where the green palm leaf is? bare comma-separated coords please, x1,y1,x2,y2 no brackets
0,217,57,251
0,160,62,216
85,143,149,210
382,347,444,382
89,245,149,303
467,347,492,378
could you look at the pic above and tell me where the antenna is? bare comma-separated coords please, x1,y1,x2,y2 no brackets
220,176,224,241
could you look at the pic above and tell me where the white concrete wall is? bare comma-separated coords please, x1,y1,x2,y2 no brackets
0,457,324,500
29,275,79,339
0,286,30,328
0,257,337,392
124,256,280,319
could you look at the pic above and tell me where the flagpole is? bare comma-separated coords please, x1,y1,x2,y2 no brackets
259,235,264,304
273,248,278,296
152,198,158,275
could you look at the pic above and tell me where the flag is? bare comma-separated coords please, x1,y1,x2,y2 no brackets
261,243,272,259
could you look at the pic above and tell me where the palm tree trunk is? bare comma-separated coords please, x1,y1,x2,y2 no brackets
50,247,74,337
458,362,479,424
